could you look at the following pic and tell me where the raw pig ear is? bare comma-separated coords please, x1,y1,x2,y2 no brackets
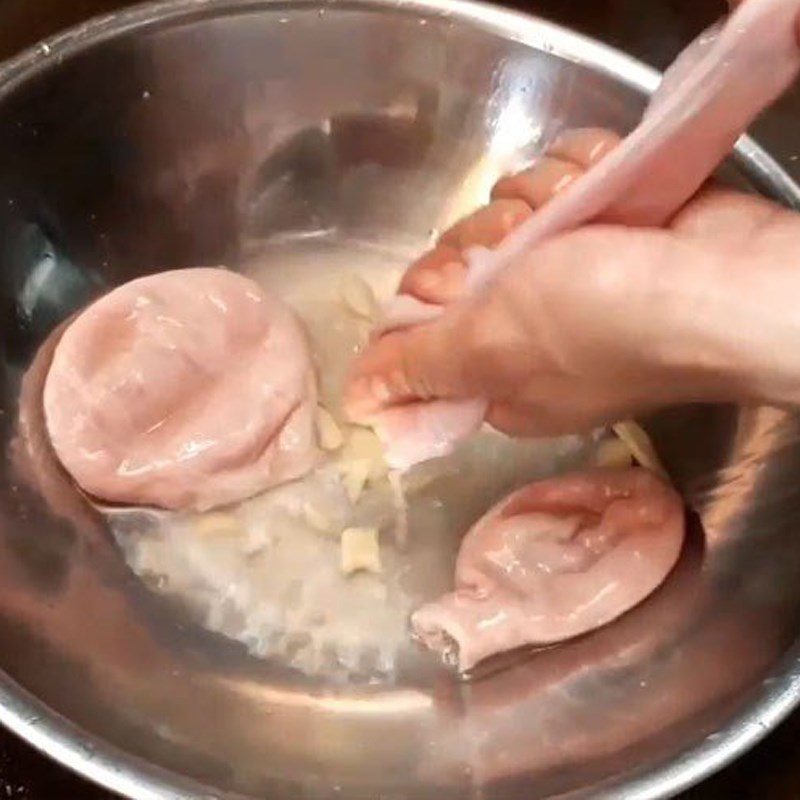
498,472,616,519
412,467,686,672
43,268,319,511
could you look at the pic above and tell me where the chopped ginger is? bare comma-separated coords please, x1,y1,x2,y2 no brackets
340,458,371,504
340,526,382,575
341,426,388,482
336,425,389,504
594,437,634,469
302,502,337,537
612,421,668,479
192,512,242,537
315,405,344,451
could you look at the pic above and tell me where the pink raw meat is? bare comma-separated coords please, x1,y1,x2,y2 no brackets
372,0,800,469
411,467,685,671
43,267,318,511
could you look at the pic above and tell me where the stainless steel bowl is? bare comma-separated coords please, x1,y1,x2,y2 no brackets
1,1,800,798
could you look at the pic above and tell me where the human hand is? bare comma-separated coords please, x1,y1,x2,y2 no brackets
346,130,800,436
727,0,800,41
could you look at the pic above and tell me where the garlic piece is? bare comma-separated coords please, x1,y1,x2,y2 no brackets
340,458,371,504
340,273,378,320
302,502,337,536
354,319,373,347
612,421,668,479
192,512,242,537
594,437,633,469
342,426,388,482
340,527,382,575
315,405,344,451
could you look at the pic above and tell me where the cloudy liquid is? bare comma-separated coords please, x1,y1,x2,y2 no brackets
114,234,596,682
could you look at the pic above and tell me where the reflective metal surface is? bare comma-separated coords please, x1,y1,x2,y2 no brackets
0,2,799,798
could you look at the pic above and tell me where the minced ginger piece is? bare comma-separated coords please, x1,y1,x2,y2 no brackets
341,426,388,482
612,421,668,479
302,502,338,537
340,458,371,504
594,437,634,469
337,426,389,504
340,526,382,575
192,512,243,537
339,273,378,321
315,405,344,451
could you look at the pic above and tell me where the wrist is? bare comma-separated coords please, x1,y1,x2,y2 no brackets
653,238,800,408
613,236,758,406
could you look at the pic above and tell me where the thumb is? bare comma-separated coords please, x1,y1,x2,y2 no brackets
344,305,487,422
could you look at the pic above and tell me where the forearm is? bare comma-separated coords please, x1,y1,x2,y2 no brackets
655,236,800,409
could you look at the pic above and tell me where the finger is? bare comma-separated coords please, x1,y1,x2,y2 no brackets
486,376,603,438
347,273,536,424
491,156,583,209
490,129,620,211
670,186,784,239
398,244,466,305
345,315,467,420
485,401,546,437
547,127,622,168
486,389,646,440
726,3,799,52
399,130,621,308
488,408,598,438
548,128,644,224
399,199,532,306
439,198,533,250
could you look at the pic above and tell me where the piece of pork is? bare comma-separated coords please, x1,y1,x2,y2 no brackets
365,0,800,469
43,267,318,511
411,467,685,671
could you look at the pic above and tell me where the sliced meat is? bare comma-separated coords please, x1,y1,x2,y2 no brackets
43,267,318,511
412,467,685,671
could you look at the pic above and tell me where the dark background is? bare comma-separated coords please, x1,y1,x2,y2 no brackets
0,0,799,797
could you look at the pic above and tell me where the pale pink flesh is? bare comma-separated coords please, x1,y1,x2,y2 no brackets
411,467,685,671
43,268,318,511
373,0,800,468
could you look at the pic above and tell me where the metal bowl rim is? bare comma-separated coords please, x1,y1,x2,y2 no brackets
0,1,799,798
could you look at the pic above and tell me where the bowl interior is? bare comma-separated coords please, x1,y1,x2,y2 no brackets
1,2,800,799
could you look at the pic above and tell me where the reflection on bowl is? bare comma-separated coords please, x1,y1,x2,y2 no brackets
0,2,799,799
